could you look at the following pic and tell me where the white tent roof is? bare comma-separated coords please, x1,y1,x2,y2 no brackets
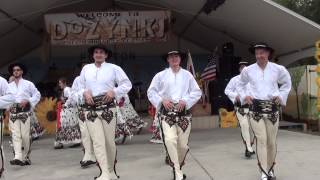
0,0,319,67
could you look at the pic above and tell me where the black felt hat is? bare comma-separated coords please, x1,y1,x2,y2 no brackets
249,42,274,55
162,50,187,62
88,44,112,59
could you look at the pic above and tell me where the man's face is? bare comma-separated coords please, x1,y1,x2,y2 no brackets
255,48,270,64
167,54,181,68
93,48,108,63
12,66,23,78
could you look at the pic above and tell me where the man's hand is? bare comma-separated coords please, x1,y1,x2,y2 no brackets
162,99,174,110
244,96,253,105
19,100,29,109
83,90,94,105
235,96,240,103
177,100,187,112
272,96,282,105
103,90,115,103
60,97,66,103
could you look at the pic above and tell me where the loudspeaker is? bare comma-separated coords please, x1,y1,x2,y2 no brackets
231,56,241,76
220,42,240,79
219,54,234,79
208,80,234,115
222,42,234,55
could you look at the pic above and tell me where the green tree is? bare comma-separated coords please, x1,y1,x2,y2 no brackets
274,0,320,23
288,66,306,120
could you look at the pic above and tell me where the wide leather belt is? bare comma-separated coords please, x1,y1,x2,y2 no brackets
249,99,279,114
160,104,191,132
249,99,280,125
81,95,115,110
10,103,31,114
235,101,249,109
160,104,190,117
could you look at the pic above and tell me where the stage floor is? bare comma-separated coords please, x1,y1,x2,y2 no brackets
3,128,320,180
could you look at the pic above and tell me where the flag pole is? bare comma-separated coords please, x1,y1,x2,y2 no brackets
207,46,218,105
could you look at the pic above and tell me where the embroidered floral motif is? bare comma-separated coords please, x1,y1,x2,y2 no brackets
249,100,280,124
10,106,17,114
161,113,191,132
10,104,31,114
101,109,113,124
87,111,98,122
237,108,247,116
10,112,29,123
178,117,190,132
267,112,279,125
55,106,81,144
56,126,81,143
78,110,86,122
163,115,176,127
251,112,263,122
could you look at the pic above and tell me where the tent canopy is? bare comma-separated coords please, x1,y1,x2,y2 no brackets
0,0,319,67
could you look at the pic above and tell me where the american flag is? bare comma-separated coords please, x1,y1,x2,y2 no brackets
201,53,217,81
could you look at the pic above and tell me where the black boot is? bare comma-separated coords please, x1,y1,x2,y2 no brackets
10,159,25,166
81,160,96,168
54,143,64,149
268,170,276,180
245,149,255,158
24,158,32,166
121,135,127,144
69,143,81,148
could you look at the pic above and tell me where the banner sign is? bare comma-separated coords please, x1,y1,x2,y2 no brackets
44,11,171,45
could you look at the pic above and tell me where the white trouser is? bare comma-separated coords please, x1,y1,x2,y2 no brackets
78,118,95,162
9,113,31,161
236,108,254,152
84,108,117,180
249,113,279,176
160,113,192,180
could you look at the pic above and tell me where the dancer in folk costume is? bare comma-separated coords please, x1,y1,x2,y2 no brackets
66,75,97,168
30,112,45,140
78,45,132,180
54,77,81,149
114,97,131,145
148,104,172,165
148,105,162,144
115,94,147,144
8,76,44,141
0,76,16,175
147,51,202,180
225,61,255,158
8,63,41,166
237,43,291,180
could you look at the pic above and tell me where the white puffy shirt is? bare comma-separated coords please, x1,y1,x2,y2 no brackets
147,68,202,110
78,62,132,98
237,62,291,105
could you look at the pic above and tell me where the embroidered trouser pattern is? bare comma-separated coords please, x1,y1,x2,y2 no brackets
235,107,254,151
78,108,95,162
9,111,32,161
159,113,192,179
249,112,279,176
80,107,118,178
